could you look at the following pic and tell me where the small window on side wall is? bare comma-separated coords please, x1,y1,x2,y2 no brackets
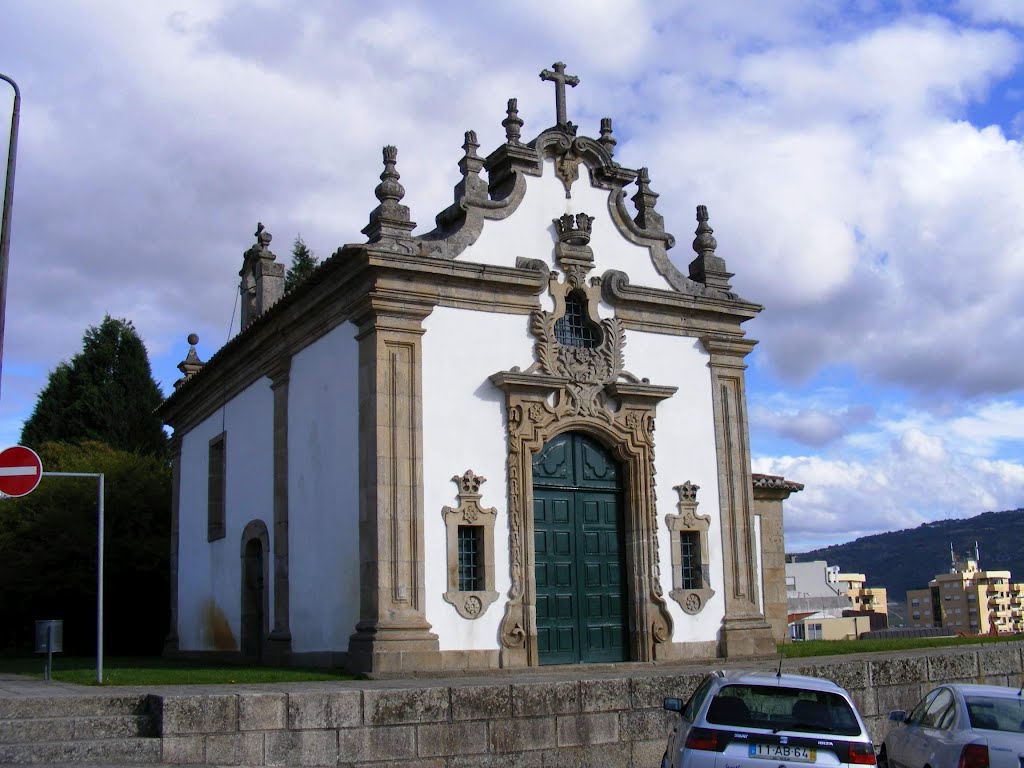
442,471,499,619
208,432,226,542
666,481,714,614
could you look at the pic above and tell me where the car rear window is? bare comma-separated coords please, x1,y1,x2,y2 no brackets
966,696,1024,733
705,684,862,736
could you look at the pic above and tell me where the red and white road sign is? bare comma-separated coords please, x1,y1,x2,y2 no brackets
0,446,43,497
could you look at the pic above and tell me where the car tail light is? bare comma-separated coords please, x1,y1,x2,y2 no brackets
845,742,877,765
958,744,989,768
685,728,726,752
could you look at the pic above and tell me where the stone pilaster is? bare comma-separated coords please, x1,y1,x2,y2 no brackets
266,357,292,660
702,335,775,657
347,294,439,673
753,475,804,645
164,434,182,653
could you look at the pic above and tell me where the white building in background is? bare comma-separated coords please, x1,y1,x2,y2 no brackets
158,63,803,675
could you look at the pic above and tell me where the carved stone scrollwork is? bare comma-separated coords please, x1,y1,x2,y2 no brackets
666,481,715,615
442,470,499,620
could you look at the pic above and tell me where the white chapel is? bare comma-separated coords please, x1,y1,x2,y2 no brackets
158,63,803,674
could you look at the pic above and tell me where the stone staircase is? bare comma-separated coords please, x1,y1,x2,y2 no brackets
0,693,162,764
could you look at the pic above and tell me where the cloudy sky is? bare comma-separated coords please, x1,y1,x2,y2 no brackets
1,0,1022,553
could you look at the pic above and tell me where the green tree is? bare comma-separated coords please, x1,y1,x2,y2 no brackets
285,235,319,292
20,316,167,456
0,441,170,653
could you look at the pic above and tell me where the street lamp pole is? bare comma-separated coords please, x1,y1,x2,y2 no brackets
0,74,21,402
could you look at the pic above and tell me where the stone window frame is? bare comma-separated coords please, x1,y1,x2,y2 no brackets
207,432,226,542
665,481,715,615
442,470,499,620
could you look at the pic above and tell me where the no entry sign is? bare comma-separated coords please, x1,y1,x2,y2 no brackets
0,445,43,497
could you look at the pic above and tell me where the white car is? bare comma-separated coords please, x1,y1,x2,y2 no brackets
882,683,1024,768
662,670,876,768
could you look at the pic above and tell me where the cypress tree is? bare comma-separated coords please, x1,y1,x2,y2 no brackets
20,316,167,456
285,235,319,293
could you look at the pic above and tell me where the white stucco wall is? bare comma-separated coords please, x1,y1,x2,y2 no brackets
421,306,531,650
624,330,725,643
287,321,360,653
462,159,672,290
177,378,275,651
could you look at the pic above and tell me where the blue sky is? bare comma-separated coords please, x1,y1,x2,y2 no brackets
0,1,1022,553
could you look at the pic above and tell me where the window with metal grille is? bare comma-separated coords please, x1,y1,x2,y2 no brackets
208,433,226,542
457,526,483,592
554,291,599,348
680,531,703,590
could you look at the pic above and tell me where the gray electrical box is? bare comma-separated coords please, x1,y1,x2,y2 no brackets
35,620,63,654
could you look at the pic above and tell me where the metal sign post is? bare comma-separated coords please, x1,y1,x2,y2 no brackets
42,472,104,684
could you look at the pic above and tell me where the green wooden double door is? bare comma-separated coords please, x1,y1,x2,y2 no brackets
533,432,628,664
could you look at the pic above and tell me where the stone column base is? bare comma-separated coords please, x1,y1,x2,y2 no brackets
720,618,777,658
262,631,292,664
347,621,440,674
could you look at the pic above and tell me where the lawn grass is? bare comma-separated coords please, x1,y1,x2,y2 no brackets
0,655,354,686
781,633,1024,658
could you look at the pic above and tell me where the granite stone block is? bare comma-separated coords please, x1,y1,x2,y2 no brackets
489,717,556,753
239,692,287,731
630,673,703,709
363,687,449,726
512,681,579,717
979,645,1023,676
417,721,488,757
451,684,512,721
539,742,631,768
794,660,869,691
580,678,630,713
928,652,978,682
337,724,416,762
447,752,544,768
555,712,618,746
618,707,675,742
875,683,924,716
160,694,239,735
205,731,264,765
291,729,339,767
871,657,928,687
288,690,362,729
633,738,669,768
161,735,205,764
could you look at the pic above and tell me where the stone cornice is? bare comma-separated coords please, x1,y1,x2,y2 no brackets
700,335,759,365
601,269,761,337
752,473,805,501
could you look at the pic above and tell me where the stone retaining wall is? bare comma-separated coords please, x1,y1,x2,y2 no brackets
152,641,1024,767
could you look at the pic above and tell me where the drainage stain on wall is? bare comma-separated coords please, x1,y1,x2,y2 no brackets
202,598,237,650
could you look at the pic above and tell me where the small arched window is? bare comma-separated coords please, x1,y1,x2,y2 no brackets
554,290,601,348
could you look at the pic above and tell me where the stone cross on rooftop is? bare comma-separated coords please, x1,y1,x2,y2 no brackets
540,62,579,128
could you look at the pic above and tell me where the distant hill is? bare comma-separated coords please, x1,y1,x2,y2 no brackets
793,508,1024,603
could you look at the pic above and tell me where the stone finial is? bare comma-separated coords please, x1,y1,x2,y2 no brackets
632,167,664,232
502,98,523,145
693,206,717,257
598,117,617,156
375,145,405,205
688,205,733,292
362,145,417,244
174,333,205,388
239,223,285,329
552,212,594,245
540,61,579,129
453,469,485,496
456,130,487,202
674,481,700,503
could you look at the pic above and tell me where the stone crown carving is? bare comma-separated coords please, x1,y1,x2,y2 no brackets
552,213,594,245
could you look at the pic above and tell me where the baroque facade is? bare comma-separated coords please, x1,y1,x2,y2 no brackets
158,63,803,674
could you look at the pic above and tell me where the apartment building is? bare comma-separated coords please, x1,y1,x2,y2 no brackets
906,552,1024,635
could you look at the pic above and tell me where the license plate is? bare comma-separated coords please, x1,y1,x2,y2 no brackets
749,744,816,762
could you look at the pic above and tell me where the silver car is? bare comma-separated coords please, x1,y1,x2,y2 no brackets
662,670,876,768
882,683,1024,768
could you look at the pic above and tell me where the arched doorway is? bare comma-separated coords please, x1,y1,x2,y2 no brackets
240,521,268,662
533,431,628,664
